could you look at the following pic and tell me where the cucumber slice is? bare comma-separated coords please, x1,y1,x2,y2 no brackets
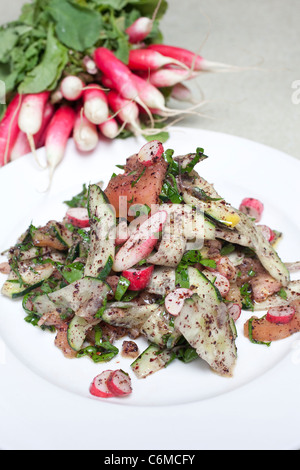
84,184,116,278
67,315,93,352
175,290,237,377
235,211,290,286
179,173,240,228
1,262,56,299
131,344,174,379
102,303,159,329
1,280,43,299
32,277,111,318
147,267,176,296
140,306,181,348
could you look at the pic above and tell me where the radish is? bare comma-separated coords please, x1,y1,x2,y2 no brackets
258,225,275,243
83,84,109,125
0,93,23,166
10,130,31,161
126,17,153,44
128,49,189,72
131,73,207,119
83,56,98,75
34,102,55,149
148,44,242,72
171,83,195,103
107,370,132,397
45,106,76,189
60,76,84,101
203,269,231,297
99,116,122,140
11,102,55,161
165,288,193,316
122,265,154,291
125,0,163,44
107,90,142,135
239,198,264,222
227,303,242,322
18,91,50,167
143,68,199,88
266,306,295,325
66,207,90,228
113,210,167,272
93,48,154,127
138,140,164,167
73,110,99,152
90,370,115,398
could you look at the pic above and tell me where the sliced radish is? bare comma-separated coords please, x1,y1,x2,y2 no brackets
258,225,275,243
90,370,115,398
203,270,231,298
266,306,295,325
214,273,230,297
113,210,167,272
165,288,193,316
227,303,242,322
122,265,154,291
66,207,90,228
239,198,264,222
138,140,164,167
107,369,132,397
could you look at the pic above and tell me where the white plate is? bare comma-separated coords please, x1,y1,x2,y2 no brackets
0,127,299,451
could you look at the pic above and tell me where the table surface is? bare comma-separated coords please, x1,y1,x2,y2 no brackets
1,0,299,161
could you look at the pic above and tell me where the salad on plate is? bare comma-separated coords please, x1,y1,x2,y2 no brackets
1,140,300,399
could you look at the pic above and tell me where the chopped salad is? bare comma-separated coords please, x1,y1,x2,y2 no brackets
1,141,300,399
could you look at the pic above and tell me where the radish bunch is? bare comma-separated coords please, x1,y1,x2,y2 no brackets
0,6,242,186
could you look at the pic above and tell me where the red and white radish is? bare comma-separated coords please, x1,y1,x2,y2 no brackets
138,140,164,167
131,72,206,119
171,83,195,103
125,0,163,44
66,207,90,228
93,48,154,125
239,198,264,222
45,105,76,188
227,303,242,322
203,269,231,297
126,17,153,44
258,225,275,243
107,90,142,135
165,288,193,316
128,49,189,72
90,370,115,398
34,101,55,149
148,44,241,72
18,91,50,167
73,111,99,152
113,210,167,272
144,68,198,88
107,370,132,397
266,306,295,325
83,84,109,125
0,93,23,166
83,56,98,75
60,75,84,101
10,129,31,161
122,265,154,291
99,116,121,140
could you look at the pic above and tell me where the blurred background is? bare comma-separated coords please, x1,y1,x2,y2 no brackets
2,0,299,159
